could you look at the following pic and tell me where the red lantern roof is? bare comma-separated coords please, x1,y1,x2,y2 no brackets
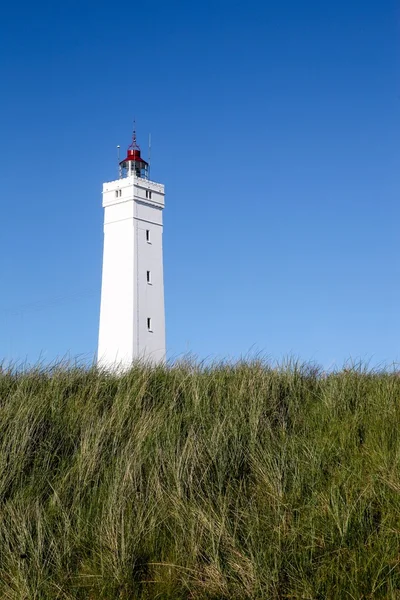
120,148,148,165
119,127,148,166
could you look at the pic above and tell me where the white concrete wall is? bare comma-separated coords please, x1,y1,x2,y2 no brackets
98,175,166,369
134,200,166,363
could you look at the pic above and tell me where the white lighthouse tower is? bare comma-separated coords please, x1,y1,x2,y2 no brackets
98,128,166,368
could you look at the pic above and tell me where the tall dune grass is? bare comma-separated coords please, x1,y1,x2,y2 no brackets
0,360,400,598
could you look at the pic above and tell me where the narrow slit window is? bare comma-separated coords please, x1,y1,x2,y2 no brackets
146,189,152,199
119,189,122,197
146,270,151,283
115,190,118,198
146,229,150,242
147,317,152,331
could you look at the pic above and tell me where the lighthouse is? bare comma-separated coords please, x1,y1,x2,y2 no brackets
98,128,166,368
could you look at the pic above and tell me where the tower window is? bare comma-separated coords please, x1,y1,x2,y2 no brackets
147,270,151,283
145,189,152,199
147,317,152,331
146,229,151,242
115,189,122,197
115,190,118,198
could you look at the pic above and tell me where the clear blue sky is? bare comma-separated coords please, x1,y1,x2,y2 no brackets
0,0,399,368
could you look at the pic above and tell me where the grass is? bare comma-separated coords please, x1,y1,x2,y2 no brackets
0,359,400,598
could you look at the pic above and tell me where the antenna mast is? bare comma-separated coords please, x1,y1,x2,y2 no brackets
117,145,121,178
148,133,152,180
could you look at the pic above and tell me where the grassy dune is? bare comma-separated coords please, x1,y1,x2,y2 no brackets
0,360,400,598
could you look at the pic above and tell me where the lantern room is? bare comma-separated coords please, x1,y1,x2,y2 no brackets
119,129,149,179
